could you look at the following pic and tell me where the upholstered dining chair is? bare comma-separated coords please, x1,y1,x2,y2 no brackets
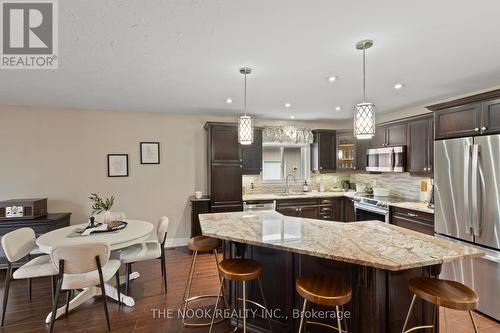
49,242,121,333
0,227,58,326
119,216,169,294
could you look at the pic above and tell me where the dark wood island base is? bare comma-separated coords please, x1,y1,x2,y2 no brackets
223,242,438,333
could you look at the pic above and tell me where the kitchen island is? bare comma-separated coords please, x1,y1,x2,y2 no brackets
199,210,483,333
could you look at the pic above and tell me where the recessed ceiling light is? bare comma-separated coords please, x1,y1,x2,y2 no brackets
394,83,404,90
290,115,295,119
284,102,291,108
328,76,337,82
335,106,342,111
226,98,233,104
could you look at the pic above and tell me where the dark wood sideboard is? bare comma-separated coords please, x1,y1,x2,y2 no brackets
0,213,71,269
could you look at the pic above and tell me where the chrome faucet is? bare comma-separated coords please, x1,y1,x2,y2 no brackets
285,173,296,194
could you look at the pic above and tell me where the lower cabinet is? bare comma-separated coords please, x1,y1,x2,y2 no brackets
342,197,356,222
276,197,342,221
390,207,434,235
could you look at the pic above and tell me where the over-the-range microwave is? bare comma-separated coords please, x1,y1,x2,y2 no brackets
366,146,406,172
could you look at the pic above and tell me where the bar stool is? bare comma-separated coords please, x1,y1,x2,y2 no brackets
209,258,272,333
182,236,223,327
401,277,479,333
296,276,352,333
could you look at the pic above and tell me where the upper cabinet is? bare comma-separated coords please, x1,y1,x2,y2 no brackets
311,130,336,172
355,137,371,171
428,89,500,139
208,123,241,163
371,123,407,147
205,122,243,212
336,131,356,171
241,128,263,175
433,103,481,139
407,115,433,174
481,98,500,135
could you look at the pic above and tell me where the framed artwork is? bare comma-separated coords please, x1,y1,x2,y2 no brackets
107,154,129,177
140,142,160,164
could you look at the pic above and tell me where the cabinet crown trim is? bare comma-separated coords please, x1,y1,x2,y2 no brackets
427,89,500,111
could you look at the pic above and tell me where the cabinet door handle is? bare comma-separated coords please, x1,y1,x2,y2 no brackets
474,128,480,132
407,212,418,217
481,126,487,131
319,167,323,170
424,167,427,171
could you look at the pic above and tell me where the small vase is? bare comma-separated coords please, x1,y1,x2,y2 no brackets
102,210,112,224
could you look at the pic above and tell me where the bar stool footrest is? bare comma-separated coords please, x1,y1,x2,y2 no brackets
403,325,434,333
182,294,227,327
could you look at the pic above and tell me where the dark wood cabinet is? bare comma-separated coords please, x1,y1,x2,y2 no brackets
390,207,434,236
190,197,210,237
0,213,71,268
241,128,262,175
481,98,500,135
342,197,356,222
276,197,342,221
433,103,481,139
311,130,336,172
372,123,407,147
210,163,242,206
407,115,434,174
336,131,356,171
206,122,243,212
372,125,387,147
208,123,241,163
355,137,371,171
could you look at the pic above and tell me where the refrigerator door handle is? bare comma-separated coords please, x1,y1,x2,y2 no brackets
464,144,473,234
471,144,481,237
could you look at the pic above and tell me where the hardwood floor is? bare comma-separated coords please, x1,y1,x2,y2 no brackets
0,247,497,333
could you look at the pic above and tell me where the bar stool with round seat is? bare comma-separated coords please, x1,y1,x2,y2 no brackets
296,276,352,333
181,235,223,327
209,258,272,333
401,277,479,333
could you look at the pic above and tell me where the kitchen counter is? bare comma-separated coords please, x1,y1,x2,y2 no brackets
391,201,434,214
199,210,481,271
243,191,434,214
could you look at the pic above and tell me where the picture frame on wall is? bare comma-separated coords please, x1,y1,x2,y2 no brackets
140,142,160,164
107,154,129,177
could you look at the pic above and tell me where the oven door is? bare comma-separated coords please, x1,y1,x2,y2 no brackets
354,203,389,223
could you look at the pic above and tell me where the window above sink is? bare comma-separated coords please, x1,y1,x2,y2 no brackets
262,143,310,181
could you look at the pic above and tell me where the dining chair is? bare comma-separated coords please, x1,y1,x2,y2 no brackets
49,242,121,333
119,216,169,294
1,227,58,326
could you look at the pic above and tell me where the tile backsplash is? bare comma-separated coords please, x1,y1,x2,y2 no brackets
243,172,430,200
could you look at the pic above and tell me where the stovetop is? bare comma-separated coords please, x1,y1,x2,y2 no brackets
353,194,417,210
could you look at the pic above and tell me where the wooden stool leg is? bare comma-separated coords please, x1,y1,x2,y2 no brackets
469,311,479,333
401,294,416,333
342,305,348,332
298,299,307,333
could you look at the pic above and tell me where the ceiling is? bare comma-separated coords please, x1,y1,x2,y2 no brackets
2,0,500,120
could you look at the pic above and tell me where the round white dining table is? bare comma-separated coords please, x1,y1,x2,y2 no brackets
36,220,154,324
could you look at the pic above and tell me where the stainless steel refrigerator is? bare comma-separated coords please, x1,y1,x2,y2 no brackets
435,135,500,321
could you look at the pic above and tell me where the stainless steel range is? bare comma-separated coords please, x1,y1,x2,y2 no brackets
353,195,408,223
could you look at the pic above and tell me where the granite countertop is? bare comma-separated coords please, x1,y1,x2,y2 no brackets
243,191,433,214
199,210,482,271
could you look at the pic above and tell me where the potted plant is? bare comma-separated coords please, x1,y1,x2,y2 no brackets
89,193,115,224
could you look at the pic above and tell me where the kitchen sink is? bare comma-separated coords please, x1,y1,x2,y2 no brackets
277,192,307,196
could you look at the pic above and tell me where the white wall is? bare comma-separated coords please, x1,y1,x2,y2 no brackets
0,105,345,246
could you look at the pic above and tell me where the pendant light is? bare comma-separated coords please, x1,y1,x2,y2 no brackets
353,40,375,139
238,67,254,145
